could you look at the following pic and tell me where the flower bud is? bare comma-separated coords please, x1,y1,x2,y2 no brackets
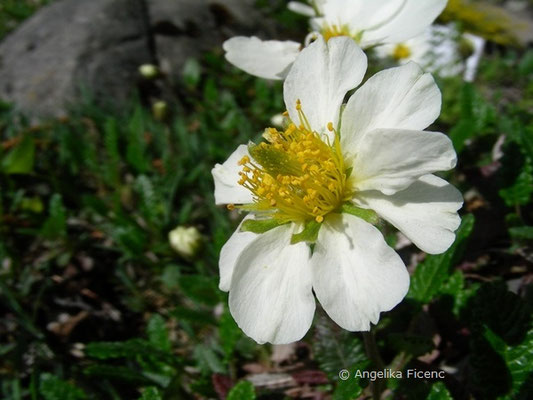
139,64,159,79
169,226,202,259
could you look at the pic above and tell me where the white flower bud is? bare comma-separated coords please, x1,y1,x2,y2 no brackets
168,226,202,259
152,100,168,121
139,64,159,79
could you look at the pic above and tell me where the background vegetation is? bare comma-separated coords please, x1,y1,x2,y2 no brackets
1,0,532,399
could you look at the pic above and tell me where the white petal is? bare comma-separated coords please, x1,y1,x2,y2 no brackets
355,175,463,254
341,62,441,154
351,128,457,195
223,37,301,80
284,36,367,135
311,213,409,331
229,224,315,344
463,34,485,83
219,215,257,291
212,145,253,205
359,0,448,46
288,1,316,17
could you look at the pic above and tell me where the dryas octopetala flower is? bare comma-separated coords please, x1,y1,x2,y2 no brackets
374,24,486,80
223,0,448,80
212,36,462,344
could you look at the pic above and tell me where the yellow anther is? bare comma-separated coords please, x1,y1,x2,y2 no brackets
227,204,235,210
238,156,250,165
315,215,324,223
327,122,334,132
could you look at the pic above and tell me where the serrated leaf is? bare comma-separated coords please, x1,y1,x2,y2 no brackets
439,270,479,316
194,344,226,374
138,386,163,400
240,218,285,234
291,220,321,244
483,327,533,399
226,380,256,400
39,373,86,400
499,161,533,207
147,314,171,352
408,214,474,303
2,134,35,174
426,382,453,400
313,314,367,379
332,362,368,400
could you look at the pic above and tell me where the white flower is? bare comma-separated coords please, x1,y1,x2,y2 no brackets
223,0,447,80
169,226,202,258
212,36,462,344
374,24,486,80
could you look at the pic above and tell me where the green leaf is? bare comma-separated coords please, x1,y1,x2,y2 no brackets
341,204,379,225
439,270,479,316
147,314,171,352
138,387,163,400
83,365,153,384
40,194,67,239
483,327,533,399
332,362,368,400
291,220,321,244
219,308,242,361
178,275,219,306
85,339,177,365
240,218,286,234
183,58,202,88
499,161,533,207
226,381,256,400
426,382,453,400
194,344,226,374
39,373,86,400
408,214,474,303
509,226,533,240
2,134,35,174
388,333,434,358
313,314,367,379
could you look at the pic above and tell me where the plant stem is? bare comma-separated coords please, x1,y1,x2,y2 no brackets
363,331,385,400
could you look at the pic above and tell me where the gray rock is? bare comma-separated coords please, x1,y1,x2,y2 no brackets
0,0,151,118
0,0,280,118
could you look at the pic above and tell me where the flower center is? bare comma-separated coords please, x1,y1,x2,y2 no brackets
393,43,411,60
321,23,352,42
237,104,349,224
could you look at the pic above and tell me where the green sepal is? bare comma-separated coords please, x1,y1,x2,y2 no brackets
341,204,379,225
240,219,286,234
291,220,322,244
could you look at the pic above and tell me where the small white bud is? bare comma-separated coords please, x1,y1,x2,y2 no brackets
169,226,202,259
139,64,159,79
152,100,168,121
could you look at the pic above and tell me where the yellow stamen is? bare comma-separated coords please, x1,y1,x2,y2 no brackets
393,44,411,61
237,103,351,224
322,23,352,42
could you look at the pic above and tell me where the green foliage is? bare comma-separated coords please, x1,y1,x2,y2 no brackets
499,161,533,207
39,373,86,400
138,387,163,400
313,314,367,379
332,362,367,400
1,134,35,174
340,204,380,224
408,214,475,304
226,380,256,400
40,194,67,239
426,382,453,400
